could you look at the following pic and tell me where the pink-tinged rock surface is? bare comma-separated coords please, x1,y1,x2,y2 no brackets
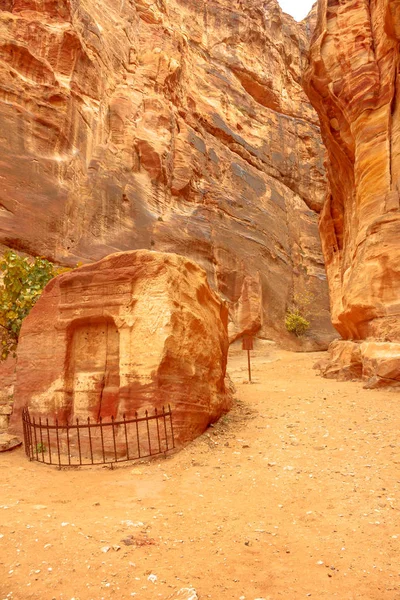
9,251,232,448
0,0,335,348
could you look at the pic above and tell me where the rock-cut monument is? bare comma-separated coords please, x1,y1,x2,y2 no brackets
9,251,232,447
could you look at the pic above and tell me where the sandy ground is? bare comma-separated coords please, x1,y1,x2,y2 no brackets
1,344,400,600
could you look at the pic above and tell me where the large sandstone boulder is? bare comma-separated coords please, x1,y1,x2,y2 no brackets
9,251,232,448
304,0,400,385
0,0,336,349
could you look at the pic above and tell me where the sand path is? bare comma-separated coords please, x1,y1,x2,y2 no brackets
1,344,400,600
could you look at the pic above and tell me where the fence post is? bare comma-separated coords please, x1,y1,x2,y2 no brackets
55,417,61,468
39,417,45,462
46,418,52,464
87,417,94,465
100,416,105,463
135,411,141,458
111,415,117,463
123,414,129,461
76,418,82,466
169,404,175,449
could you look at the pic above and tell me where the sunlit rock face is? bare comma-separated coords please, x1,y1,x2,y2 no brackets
304,0,400,386
0,0,335,348
9,251,232,446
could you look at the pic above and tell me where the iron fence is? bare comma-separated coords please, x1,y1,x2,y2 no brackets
22,406,175,467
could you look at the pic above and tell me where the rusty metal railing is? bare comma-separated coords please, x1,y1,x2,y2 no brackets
22,406,175,467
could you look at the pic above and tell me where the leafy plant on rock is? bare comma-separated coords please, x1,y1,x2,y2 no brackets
285,289,315,338
0,251,66,360
285,309,310,337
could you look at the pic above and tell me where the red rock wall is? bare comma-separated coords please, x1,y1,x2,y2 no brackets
305,0,400,342
0,0,335,347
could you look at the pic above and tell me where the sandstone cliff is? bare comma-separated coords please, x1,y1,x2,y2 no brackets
0,0,334,346
305,0,400,385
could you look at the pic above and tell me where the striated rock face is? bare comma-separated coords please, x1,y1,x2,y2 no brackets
0,0,335,347
305,0,400,342
9,250,232,446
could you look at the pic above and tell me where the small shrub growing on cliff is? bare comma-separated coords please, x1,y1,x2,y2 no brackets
285,289,314,337
285,309,310,337
0,251,64,360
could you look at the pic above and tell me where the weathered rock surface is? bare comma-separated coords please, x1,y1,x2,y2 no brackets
9,250,232,448
0,0,335,347
0,356,16,431
305,0,400,385
0,401,13,432
305,0,400,341
315,339,400,389
0,432,21,452
0,355,15,401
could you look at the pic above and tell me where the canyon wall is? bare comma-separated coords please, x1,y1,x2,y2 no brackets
0,0,334,346
305,0,400,385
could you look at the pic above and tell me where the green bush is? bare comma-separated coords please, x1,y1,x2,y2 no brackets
0,251,66,360
285,309,310,337
35,442,47,454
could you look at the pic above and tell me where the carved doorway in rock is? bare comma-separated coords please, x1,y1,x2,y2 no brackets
66,317,120,422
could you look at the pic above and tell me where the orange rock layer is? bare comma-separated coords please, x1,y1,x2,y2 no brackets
0,0,335,348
